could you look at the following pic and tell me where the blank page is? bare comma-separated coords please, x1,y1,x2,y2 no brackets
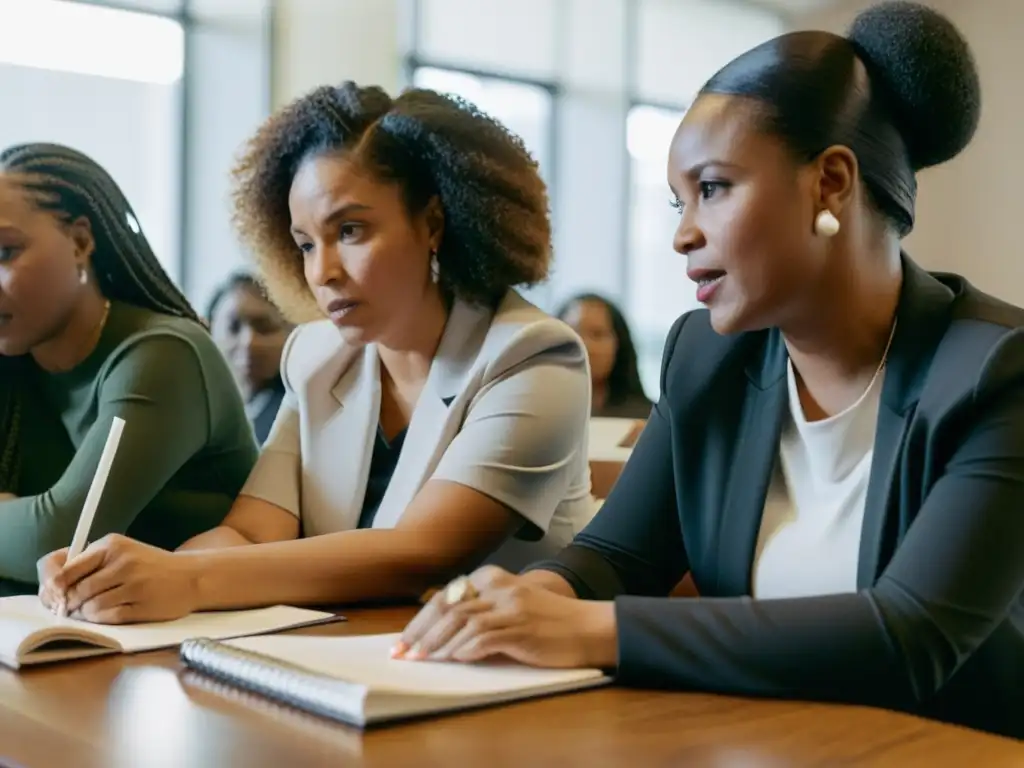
225,633,606,697
0,596,113,661
95,605,334,651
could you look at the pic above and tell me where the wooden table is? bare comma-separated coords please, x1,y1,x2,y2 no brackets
0,607,1021,767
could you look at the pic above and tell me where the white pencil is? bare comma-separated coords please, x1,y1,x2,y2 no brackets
55,416,126,619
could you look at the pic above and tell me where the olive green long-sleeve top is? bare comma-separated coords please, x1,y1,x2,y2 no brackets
0,302,259,588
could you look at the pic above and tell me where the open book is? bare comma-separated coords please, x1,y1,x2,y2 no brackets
181,632,611,727
0,595,338,669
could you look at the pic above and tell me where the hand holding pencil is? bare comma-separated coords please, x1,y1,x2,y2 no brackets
38,417,126,618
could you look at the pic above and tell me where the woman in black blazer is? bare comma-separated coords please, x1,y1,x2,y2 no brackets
398,2,1024,740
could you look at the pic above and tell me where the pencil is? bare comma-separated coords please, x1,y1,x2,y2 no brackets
55,416,126,619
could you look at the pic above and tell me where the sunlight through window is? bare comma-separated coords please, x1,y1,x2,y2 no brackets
0,0,184,85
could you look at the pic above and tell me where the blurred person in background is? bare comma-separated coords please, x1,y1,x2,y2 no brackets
558,292,652,419
207,272,291,444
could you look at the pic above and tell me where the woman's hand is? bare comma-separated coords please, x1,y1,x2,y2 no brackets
37,534,199,624
37,547,69,611
395,566,619,669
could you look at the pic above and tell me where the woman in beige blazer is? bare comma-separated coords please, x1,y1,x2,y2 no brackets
37,83,594,623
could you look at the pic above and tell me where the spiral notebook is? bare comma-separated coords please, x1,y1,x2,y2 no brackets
180,632,610,727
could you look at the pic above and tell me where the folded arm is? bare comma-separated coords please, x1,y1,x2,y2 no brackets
1,336,210,583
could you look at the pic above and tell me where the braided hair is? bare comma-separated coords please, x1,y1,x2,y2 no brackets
0,143,200,493
231,82,551,323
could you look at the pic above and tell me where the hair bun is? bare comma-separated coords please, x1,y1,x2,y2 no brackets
847,1,980,170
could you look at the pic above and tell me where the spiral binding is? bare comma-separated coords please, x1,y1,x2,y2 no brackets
180,638,365,726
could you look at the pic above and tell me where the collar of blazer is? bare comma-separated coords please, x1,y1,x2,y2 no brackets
281,290,584,535
714,255,958,594
744,254,957,416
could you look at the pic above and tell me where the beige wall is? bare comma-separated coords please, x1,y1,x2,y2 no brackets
272,0,403,109
795,0,1024,304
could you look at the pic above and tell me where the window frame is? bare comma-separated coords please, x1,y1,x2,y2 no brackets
61,0,191,285
404,54,560,193
623,98,689,396
404,0,562,309
403,53,561,309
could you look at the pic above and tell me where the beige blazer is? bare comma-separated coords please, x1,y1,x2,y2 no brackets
241,290,594,570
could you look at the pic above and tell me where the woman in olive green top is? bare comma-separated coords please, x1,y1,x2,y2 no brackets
0,143,258,592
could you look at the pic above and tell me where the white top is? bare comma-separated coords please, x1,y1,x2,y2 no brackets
751,359,884,599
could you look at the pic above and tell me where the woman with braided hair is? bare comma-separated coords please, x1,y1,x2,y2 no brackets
39,83,593,623
0,143,257,594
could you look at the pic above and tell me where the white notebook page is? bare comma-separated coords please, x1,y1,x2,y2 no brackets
0,595,332,654
225,632,605,697
96,605,333,651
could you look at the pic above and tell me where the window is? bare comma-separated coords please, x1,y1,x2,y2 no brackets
0,0,185,281
626,104,689,395
412,67,554,185
412,65,556,306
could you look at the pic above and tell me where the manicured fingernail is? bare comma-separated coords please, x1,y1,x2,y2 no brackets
390,641,408,658
406,645,426,660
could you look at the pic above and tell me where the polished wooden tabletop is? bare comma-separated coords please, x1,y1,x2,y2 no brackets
0,607,1021,768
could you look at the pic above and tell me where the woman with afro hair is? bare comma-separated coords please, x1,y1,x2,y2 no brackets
39,84,594,622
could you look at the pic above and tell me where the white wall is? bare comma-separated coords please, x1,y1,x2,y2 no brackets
272,0,403,108
183,0,272,312
796,0,1024,304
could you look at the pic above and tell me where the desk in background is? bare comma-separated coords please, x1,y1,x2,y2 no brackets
587,417,698,597
588,417,643,500
0,607,1020,767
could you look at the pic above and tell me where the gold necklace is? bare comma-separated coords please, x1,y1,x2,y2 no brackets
864,315,898,393
86,300,112,354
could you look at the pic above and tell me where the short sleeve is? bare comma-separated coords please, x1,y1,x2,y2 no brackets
431,355,591,538
239,393,301,517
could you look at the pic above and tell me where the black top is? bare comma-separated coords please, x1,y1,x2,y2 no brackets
250,383,285,445
530,258,1024,739
594,394,653,420
357,425,408,529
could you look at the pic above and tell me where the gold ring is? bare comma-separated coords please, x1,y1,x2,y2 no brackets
443,575,478,606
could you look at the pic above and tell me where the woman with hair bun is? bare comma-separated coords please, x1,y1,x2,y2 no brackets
40,84,593,622
401,3,1024,738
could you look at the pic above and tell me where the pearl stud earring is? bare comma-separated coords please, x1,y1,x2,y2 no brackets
814,209,840,237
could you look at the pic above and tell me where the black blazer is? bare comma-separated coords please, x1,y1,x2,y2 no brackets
537,258,1024,739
